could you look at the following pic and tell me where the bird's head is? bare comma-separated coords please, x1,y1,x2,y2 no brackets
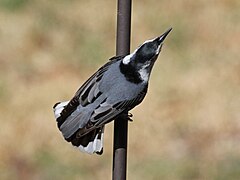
121,28,172,83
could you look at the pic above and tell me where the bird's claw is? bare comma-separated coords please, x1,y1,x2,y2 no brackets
118,112,134,122
127,112,133,122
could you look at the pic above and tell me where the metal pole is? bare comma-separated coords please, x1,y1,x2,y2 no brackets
112,0,132,180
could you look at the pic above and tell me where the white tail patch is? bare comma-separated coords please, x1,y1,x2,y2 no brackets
78,127,104,154
53,101,69,119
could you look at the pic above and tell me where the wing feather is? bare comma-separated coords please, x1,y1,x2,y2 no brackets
89,85,148,127
73,84,148,138
55,56,123,135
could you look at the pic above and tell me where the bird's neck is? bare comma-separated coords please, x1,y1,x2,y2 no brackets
119,61,145,84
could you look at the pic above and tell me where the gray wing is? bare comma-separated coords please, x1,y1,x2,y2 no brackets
73,85,148,138
55,56,124,137
90,86,148,127
55,55,147,140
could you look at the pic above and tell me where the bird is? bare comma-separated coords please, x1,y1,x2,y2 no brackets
53,28,172,155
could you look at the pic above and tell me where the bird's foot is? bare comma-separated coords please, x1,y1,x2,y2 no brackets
118,112,134,122
127,112,133,122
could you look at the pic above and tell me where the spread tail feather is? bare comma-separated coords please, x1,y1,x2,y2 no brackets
53,101,70,119
68,126,105,155
77,126,104,155
53,101,104,155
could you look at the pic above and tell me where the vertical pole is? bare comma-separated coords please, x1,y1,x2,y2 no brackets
112,0,132,180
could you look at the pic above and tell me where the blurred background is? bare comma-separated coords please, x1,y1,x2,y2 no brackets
0,0,239,179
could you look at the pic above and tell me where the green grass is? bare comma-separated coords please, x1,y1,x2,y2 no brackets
0,0,29,10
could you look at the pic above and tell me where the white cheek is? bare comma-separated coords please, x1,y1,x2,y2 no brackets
138,64,150,82
139,69,149,82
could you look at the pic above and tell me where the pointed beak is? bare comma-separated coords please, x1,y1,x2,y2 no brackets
158,27,172,43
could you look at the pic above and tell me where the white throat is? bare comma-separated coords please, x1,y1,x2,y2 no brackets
138,64,150,82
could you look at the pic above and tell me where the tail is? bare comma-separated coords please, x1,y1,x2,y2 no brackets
53,101,104,155
53,101,69,119
70,126,104,155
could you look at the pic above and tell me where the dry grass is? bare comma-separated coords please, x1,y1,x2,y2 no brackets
0,0,240,179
